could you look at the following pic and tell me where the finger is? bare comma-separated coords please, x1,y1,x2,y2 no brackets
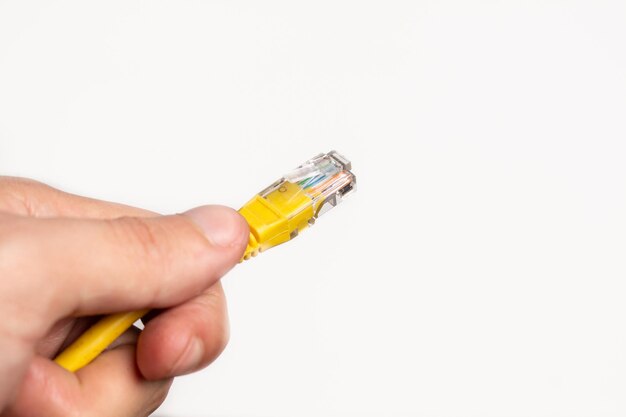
7,347,172,417
137,281,229,379
1,205,248,321
35,318,76,358
36,316,107,360
0,176,155,218
36,318,87,358
106,325,142,350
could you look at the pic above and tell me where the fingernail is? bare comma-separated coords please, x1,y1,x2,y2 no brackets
184,205,246,247
175,337,204,375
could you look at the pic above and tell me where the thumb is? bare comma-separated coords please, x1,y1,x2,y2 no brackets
2,205,248,320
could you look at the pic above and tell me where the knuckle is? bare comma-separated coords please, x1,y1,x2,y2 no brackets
0,177,53,216
213,304,231,354
0,218,60,330
105,216,175,304
109,216,173,268
0,218,33,284
145,379,173,416
214,323,230,356
196,287,230,359
0,176,45,191
204,311,230,360
105,215,214,300
105,214,219,306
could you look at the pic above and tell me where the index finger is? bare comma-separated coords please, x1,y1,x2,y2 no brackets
0,176,156,218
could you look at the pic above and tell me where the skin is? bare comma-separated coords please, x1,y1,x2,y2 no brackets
0,177,250,417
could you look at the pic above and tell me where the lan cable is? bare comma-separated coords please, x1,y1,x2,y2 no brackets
54,150,357,372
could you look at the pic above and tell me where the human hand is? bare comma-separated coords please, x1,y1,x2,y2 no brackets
0,177,249,417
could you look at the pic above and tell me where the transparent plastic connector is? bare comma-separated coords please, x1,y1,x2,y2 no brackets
263,150,356,222
239,150,356,259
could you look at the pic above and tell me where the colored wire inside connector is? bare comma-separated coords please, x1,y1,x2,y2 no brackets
240,150,356,259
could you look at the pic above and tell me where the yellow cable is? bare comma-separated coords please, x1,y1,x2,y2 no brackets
54,310,149,372
54,151,355,372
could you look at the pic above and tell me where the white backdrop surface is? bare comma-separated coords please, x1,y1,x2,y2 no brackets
1,1,626,416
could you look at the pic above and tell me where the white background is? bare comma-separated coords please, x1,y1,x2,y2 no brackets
1,1,626,416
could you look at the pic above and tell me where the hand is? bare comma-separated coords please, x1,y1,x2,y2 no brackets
0,177,249,417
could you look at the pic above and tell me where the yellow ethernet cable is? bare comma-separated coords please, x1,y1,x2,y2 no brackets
54,150,356,372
